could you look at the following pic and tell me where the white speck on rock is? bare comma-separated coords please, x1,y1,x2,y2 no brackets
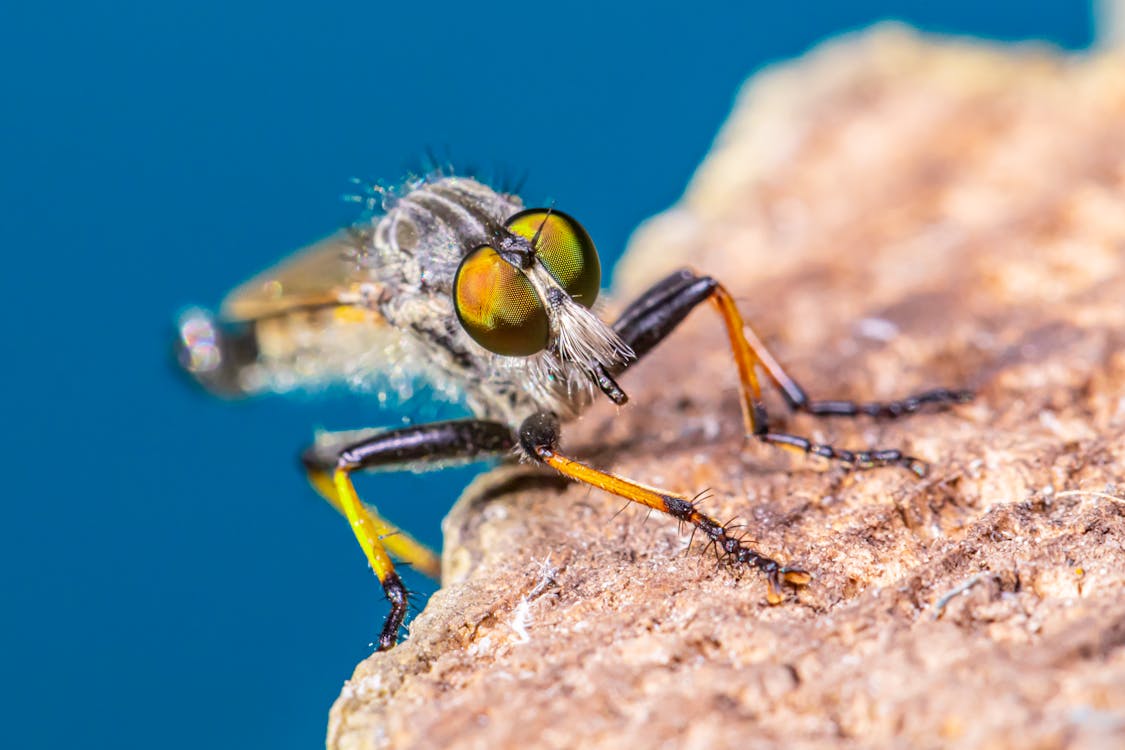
856,317,900,342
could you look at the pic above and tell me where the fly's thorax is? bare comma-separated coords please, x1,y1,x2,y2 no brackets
366,177,525,295
346,177,525,423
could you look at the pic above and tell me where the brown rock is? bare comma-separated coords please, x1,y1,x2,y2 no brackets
329,26,1125,750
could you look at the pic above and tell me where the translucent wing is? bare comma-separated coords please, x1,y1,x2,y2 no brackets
220,229,375,322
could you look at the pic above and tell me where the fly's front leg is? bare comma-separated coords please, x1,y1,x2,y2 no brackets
301,419,515,650
612,269,970,476
519,412,810,602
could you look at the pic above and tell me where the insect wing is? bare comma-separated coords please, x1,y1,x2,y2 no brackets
220,229,376,322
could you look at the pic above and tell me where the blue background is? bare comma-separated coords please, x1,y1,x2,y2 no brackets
3,2,1094,748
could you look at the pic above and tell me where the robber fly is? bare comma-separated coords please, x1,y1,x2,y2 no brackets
177,172,970,651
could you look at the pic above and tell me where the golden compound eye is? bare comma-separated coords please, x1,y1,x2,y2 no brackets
453,245,550,356
506,209,601,308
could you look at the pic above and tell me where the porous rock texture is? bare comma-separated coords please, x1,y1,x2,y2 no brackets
329,27,1125,750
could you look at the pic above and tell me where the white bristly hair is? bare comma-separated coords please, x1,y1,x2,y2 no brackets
552,294,633,373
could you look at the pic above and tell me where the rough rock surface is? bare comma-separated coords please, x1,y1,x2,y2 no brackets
329,27,1125,749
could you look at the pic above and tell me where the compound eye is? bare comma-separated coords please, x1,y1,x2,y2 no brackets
454,245,550,356
506,209,601,308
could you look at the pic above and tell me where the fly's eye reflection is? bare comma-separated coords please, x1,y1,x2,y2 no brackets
454,245,550,356
506,209,601,308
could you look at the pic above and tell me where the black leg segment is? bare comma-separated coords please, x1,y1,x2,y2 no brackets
795,388,973,419
302,418,516,474
611,274,718,364
611,268,699,336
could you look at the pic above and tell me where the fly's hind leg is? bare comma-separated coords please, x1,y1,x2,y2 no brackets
519,413,811,602
611,269,971,477
301,419,515,650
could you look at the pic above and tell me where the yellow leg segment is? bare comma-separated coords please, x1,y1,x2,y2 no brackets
331,468,398,583
328,467,412,650
307,469,442,581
